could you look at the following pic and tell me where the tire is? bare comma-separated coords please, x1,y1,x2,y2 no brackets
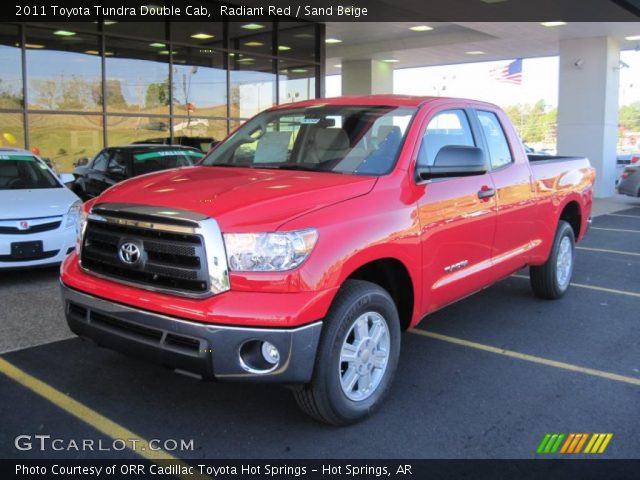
293,280,401,425
530,220,575,299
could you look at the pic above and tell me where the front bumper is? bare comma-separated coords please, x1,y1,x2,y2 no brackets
61,283,322,383
0,226,76,269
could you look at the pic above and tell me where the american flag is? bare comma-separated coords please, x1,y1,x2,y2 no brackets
490,58,523,85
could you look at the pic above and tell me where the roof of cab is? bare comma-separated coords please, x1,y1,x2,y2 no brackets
269,94,501,111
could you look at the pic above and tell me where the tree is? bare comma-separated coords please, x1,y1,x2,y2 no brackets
57,76,92,110
31,79,57,109
93,80,128,109
145,78,170,109
619,102,640,132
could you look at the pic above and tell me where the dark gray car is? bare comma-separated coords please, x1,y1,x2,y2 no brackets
617,165,640,197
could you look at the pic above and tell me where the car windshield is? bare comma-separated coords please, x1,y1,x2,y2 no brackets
0,154,60,190
131,149,203,176
202,105,417,175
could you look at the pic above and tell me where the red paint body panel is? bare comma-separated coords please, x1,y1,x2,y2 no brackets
61,96,594,329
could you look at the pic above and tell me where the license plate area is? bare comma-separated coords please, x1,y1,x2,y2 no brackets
11,240,43,259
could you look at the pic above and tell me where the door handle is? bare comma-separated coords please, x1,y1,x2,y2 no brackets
478,186,495,200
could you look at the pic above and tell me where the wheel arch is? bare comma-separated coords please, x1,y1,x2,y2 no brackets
341,257,416,331
558,199,582,241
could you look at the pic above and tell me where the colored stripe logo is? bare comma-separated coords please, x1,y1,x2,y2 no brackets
537,433,613,454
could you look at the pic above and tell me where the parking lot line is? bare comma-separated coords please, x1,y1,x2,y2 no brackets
605,213,640,219
576,246,640,257
409,329,640,387
590,227,640,234
0,357,208,479
511,274,640,298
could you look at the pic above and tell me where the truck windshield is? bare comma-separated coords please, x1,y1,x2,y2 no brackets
0,154,61,190
202,105,416,175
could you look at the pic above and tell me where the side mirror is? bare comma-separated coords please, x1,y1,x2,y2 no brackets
417,145,488,180
75,157,89,167
59,173,75,185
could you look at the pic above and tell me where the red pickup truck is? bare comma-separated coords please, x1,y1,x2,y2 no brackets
61,96,594,424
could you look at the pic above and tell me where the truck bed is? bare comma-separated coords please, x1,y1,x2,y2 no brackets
527,154,586,164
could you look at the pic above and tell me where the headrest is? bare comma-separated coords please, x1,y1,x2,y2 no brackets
313,128,350,150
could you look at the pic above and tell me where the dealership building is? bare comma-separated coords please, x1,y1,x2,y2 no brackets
0,1,639,197
0,9,324,172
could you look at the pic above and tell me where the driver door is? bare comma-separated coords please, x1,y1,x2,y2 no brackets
415,108,498,313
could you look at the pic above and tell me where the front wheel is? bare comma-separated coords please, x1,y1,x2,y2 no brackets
530,220,575,299
293,280,401,425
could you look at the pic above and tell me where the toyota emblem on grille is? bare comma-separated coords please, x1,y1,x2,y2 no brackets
118,242,142,265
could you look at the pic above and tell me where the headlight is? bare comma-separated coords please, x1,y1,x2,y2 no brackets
65,201,82,229
75,208,88,254
224,229,318,272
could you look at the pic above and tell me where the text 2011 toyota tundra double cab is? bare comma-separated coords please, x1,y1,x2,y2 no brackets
61,96,595,424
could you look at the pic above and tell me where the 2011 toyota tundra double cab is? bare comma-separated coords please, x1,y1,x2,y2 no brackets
60,96,595,425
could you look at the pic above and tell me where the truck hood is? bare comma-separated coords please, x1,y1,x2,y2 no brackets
96,166,377,231
0,187,79,220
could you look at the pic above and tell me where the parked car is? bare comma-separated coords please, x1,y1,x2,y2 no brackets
617,166,640,197
131,136,217,152
0,148,80,269
60,96,594,424
616,152,640,166
615,153,640,186
72,145,204,200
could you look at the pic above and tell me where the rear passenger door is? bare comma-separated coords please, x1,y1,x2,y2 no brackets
415,108,498,313
474,109,535,278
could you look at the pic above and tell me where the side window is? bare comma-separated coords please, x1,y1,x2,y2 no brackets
477,111,513,169
91,151,109,172
417,109,475,167
107,151,127,176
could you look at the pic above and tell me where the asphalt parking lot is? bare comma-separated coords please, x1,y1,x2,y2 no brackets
1,205,638,460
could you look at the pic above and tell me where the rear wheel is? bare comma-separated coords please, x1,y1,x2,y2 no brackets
293,280,400,425
530,220,575,299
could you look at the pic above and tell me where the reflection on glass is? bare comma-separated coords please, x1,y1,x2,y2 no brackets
29,114,103,172
278,23,317,62
107,115,170,147
172,116,227,146
229,22,273,54
105,37,170,114
0,113,25,149
279,60,316,104
172,47,226,118
103,21,165,40
0,25,23,110
171,15,224,47
230,55,275,119
26,27,101,112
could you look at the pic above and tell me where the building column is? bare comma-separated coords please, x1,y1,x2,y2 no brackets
341,59,393,96
557,37,620,198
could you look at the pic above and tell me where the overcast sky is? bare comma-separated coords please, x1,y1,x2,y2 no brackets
326,50,640,108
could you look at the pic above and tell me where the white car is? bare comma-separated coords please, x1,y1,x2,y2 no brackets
0,149,81,269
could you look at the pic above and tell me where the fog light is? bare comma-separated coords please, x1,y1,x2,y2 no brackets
261,341,280,365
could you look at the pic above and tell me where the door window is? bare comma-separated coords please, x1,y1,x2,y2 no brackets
417,110,475,167
477,111,513,169
107,151,127,176
91,151,109,172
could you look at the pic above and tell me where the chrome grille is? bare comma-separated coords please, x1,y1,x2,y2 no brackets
0,220,61,234
80,203,230,298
